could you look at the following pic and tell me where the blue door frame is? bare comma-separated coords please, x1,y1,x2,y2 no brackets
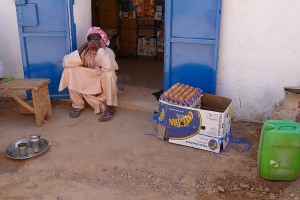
15,0,77,99
164,0,222,94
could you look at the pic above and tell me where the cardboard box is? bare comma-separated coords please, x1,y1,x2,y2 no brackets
156,30,164,61
120,29,137,56
157,93,232,153
99,0,119,28
169,133,229,153
137,18,155,28
121,18,137,29
156,30,164,52
135,0,156,17
157,123,168,140
144,0,156,17
154,0,165,20
122,11,136,19
137,29,157,56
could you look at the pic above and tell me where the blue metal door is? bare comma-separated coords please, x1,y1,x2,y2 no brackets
15,0,76,99
164,0,222,94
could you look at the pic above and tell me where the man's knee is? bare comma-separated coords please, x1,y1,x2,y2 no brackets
101,71,117,81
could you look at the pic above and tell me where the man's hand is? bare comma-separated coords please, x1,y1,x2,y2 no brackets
87,40,101,51
78,42,88,55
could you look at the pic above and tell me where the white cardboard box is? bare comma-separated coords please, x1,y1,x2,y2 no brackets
157,93,232,153
169,133,229,153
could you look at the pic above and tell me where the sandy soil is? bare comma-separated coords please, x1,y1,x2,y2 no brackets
0,97,299,200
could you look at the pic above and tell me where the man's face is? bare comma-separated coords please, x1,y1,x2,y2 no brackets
87,33,101,42
87,33,101,52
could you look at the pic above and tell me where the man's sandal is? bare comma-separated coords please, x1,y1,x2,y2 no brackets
69,107,82,118
98,110,115,122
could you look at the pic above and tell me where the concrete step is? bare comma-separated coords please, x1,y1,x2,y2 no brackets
117,84,160,114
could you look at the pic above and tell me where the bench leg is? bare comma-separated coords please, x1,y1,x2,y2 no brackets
4,88,35,114
32,85,52,126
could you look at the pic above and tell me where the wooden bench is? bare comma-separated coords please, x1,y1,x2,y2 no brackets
0,78,52,126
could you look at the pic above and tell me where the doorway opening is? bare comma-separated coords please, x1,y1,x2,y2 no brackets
91,0,165,91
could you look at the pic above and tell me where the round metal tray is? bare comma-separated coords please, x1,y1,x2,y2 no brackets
5,137,50,160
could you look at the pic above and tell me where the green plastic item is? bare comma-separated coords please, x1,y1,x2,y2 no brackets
257,120,300,181
4,77,14,81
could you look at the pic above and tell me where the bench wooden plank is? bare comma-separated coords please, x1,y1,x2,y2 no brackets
0,78,50,90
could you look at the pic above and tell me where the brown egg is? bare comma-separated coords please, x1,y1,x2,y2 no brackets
179,96,184,101
174,94,179,99
184,97,190,103
163,92,169,97
183,91,189,96
188,94,194,98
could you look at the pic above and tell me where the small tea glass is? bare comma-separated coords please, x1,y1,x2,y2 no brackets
30,134,40,153
18,142,28,157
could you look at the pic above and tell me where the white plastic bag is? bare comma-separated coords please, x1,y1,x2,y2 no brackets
0,60,3,78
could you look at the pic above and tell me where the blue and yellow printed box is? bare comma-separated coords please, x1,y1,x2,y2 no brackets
158,93,232,153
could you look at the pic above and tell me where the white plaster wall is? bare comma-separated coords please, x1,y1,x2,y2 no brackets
217,0,300,122
73,0,92,48
0,1,23,78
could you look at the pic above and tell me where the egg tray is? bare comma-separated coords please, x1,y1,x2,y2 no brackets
160,83,203,107
160,94,202,107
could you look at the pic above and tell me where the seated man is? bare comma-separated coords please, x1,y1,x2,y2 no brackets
59,27,118,122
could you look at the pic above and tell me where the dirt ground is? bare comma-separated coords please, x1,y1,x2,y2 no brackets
0,97,299,200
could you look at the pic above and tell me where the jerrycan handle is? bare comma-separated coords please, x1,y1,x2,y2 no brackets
265,124,274,130
278,126,297,130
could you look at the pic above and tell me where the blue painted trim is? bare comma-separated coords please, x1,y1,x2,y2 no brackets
212,0,222,94
164,0,172,91
15,5,30,78
64,1,71,54
69,0,77,51
49,94,70,100
16,2,32,98
170,38,215,45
